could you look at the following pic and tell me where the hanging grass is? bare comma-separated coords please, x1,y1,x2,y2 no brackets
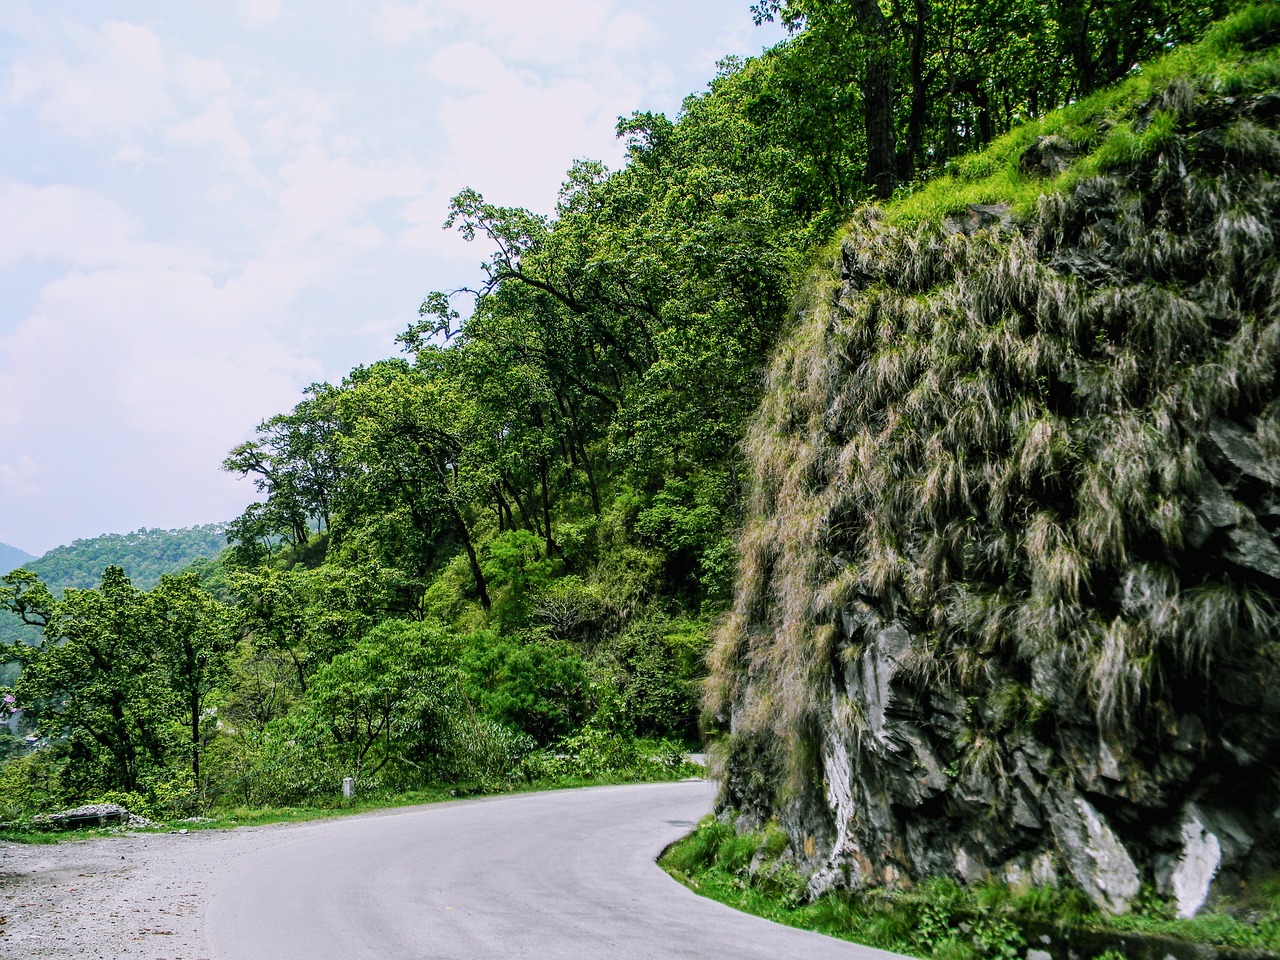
707,3,1280,914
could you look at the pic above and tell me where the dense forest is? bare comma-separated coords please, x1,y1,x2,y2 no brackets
0,0,1251,847
0,525,232,662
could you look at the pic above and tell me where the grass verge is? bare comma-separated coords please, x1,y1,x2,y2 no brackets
0,761,703,844
660,816,1280,960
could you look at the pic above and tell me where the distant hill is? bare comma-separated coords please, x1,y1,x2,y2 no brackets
0,523,231,648
0,542,35,574
22,523,231,592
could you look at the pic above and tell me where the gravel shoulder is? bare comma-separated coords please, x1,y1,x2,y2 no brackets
1,822,279,959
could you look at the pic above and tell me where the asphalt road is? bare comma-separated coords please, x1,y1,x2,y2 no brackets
206,780,907,960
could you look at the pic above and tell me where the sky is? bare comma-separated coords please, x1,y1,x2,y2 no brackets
0,1,785,556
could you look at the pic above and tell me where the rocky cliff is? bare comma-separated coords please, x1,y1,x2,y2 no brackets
708,7,1280,918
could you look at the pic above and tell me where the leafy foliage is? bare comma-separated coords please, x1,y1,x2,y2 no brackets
0,2,1247,833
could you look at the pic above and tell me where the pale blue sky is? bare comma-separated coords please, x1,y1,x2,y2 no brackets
0,1,784,555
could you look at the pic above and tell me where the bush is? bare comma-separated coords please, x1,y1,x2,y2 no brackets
594,615,709,739
0,750,68,819
460,631,589,743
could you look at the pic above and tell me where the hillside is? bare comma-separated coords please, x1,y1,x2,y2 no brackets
20,524,230,592
0,524,230,649
709,6,1280,919
0,542,35,573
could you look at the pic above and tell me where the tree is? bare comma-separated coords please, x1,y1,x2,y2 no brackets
151,572,233,786
224,384,345,554
304,620,462,782
13,567,168,793
336,359,494,609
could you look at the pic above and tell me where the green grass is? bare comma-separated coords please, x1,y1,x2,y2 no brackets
0,762,704,843
884,3,1280,228
661,817,1280,960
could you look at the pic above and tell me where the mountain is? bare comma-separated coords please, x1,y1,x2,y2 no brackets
21,523,231,593
0,523,231,648
708,7,1280,919
0,542,35,574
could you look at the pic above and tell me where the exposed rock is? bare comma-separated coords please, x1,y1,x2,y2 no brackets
1019,134,1079,176
34,803,131,830
1170,806,1224,918
712,28,1280,920
943,202,1012,236
1046,791,1141,913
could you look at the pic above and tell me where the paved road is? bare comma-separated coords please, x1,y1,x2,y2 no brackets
207,780,907,960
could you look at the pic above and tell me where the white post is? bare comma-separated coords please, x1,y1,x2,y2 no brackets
342,777,355,799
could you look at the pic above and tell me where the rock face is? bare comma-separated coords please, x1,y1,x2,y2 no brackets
708,44,1280,917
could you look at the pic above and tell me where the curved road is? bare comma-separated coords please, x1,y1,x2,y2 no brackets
207,780,906,960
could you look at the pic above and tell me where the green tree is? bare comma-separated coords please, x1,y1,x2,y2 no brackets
12,567,168,793
304,620,462,782
151,572,234,786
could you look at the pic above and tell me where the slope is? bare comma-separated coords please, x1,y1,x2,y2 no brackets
709,4,1280,918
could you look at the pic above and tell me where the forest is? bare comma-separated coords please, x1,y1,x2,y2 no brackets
0,0,1247,829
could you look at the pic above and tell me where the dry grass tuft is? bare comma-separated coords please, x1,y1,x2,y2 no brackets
707,9,1280,815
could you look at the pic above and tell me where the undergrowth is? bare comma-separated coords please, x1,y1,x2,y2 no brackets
662,817,1280,959
0,741,701,843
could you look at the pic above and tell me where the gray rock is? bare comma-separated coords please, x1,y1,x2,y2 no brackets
1208,418,1280,487
1047,790,1141,913
944,203,1013,236
35,802,131,830
1020,134,1078,177
1170,805,1223,918
1225,512,1280,580
856,623,913,749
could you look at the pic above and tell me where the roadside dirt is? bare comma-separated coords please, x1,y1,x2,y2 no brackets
0,825,291,959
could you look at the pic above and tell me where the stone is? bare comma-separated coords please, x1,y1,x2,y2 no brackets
1170,805,1222,918
34,803,131,830
1012,786,1042,829
1019,134,1079,176
1208,418,1280,487
1030,852,1059,888
865,625,911,741
1225,513,1280,580
943,203,1013,236
1186,474,1240,548
1047,791,1141,913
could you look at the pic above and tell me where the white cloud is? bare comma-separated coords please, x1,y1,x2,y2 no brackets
168,104,254,165
372,2,434,45
0,454,40,498
238,0,285,27
0,0,780,552
0,179,144,268
8,20,173,138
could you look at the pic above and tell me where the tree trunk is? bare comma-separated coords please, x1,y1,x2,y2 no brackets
853,0,898,199
450,504,491,610
538,459,557,557
191,689,201,785
898,0,929,183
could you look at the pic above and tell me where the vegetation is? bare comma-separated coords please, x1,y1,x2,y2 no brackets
0,15,1266,946
708,0,1280,928
5,525,230,591
0,524,232,659
663,815,1280,959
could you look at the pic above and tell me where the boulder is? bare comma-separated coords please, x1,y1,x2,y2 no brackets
1046,790,1141,913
